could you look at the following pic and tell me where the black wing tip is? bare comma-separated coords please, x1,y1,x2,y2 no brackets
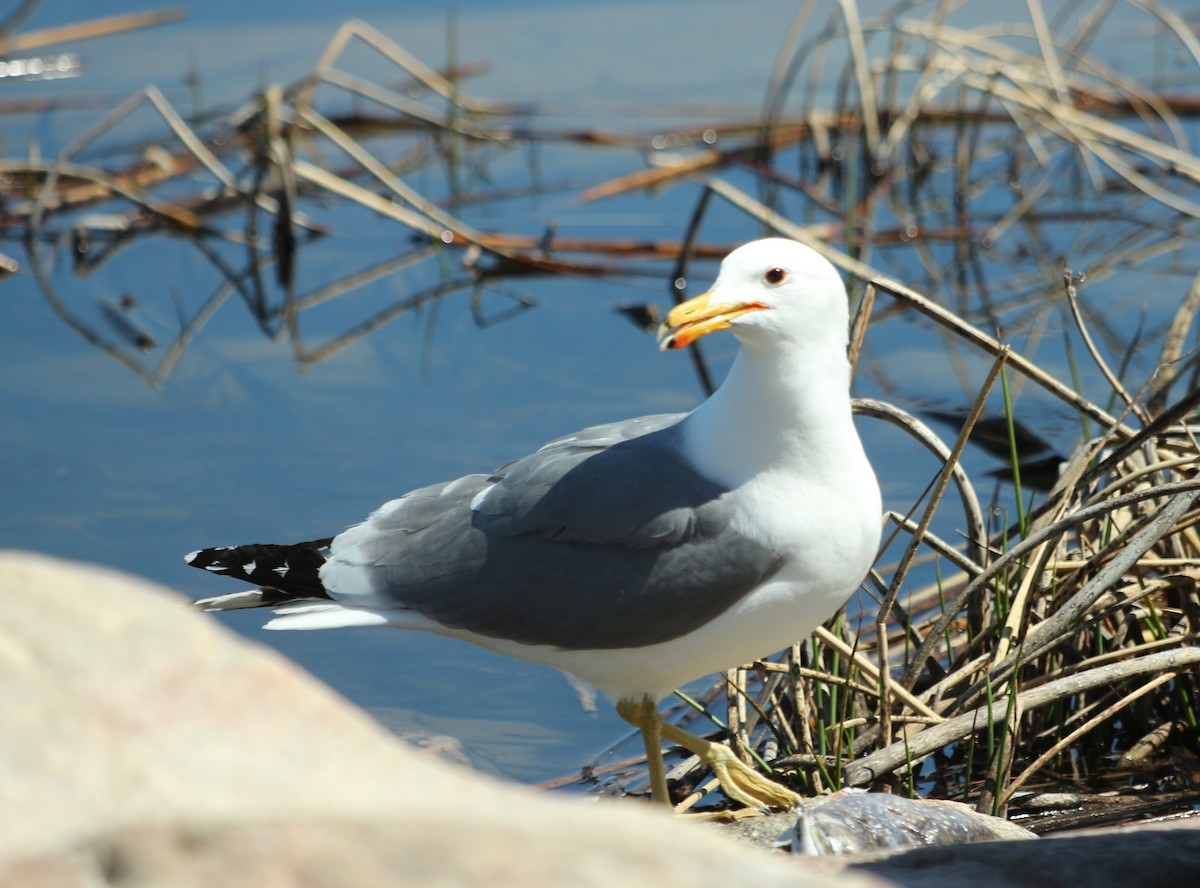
184,541,333,600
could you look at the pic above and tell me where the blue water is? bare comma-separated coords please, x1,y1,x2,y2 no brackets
3,0,1192,787
2,0,814,786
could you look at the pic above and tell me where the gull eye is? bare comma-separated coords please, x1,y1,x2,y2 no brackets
764,267,787,285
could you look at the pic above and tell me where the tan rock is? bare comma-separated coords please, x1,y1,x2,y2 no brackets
0,551,882,888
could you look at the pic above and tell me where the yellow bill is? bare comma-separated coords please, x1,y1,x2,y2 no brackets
655,290,769,351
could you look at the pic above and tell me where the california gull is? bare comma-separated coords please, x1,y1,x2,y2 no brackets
187,237,882,811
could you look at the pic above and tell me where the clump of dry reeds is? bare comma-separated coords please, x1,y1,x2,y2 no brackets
641,0,1200,826
693,279,1200,826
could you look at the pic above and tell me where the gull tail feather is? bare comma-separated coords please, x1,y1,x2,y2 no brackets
186,538,396,632
194,589,291,611
265,603,392,631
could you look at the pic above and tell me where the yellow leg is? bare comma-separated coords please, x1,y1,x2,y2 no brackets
616,694,800,812
659,719,800,811
616,695,672,805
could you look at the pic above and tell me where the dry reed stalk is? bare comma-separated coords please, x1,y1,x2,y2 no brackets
844,647,1200,786
0,7,183,54
295,19,509,117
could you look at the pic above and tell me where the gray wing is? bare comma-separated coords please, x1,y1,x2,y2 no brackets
322,413,784,650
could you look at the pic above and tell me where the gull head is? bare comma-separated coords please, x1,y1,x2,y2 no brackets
656,238,849,352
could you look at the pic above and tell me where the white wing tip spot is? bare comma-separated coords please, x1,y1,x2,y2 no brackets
186,546,229,564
